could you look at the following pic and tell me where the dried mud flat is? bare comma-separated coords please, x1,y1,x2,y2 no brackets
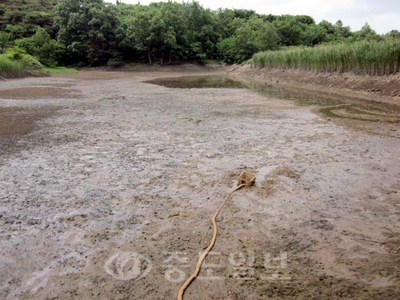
0,67,399,299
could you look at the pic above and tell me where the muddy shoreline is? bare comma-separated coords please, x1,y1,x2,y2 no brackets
233,65,400,99
0,65,399,299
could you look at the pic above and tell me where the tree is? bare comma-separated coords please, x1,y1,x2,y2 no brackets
319,20,336,35
218,16,280,63
317,19,353,42
302,24,327,46
354,23,380,41
184,1,221,60
121,4,153,63
232,9,256,20
54,0,122,65
334,20,352,40
123,2,189,64
387,30,400,39
152,1,189,64
295,15,315,26
273,15,311,46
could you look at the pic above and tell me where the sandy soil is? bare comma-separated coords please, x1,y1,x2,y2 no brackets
0,66,399,299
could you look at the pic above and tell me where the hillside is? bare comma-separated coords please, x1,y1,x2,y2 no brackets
0,0,56,38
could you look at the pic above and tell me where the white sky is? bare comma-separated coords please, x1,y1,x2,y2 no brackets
112,0,400,34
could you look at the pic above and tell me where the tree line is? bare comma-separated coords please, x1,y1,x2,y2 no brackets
1,0,399,68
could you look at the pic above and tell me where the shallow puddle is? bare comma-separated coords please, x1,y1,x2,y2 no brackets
145,75,245,89
146,75,400,123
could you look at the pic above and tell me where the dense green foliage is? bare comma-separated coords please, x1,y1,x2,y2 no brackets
54,0,123,65
15,28,64,67
120,2,190,64
252,39,400,75
0,0,399,76
217,16,280,63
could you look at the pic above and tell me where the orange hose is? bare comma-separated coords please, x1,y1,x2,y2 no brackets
177,184,246,300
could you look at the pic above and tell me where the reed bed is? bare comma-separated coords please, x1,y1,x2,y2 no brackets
252,40,400,76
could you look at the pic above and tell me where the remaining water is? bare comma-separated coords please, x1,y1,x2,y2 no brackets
145,75,400,123
145,75,245,89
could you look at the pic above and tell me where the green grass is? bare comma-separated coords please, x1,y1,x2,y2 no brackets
43,67,78,74
252,39,400,76
0,58,77,78
0,56,28,78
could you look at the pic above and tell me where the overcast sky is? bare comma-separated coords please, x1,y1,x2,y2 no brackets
113,0,400,34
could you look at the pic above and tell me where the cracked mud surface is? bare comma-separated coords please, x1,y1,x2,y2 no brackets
0,68,399,299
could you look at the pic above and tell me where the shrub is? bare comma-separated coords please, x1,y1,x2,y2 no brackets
0,47,44,78
107,57,124,67
0,31,12,52
4,46,26,60
5,47,42,69
15,28,65,67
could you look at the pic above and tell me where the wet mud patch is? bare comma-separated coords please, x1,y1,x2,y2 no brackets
0,106,61,157
320,104,400,123
243,78,400,123
53,71,136,80
0,87,82,99
36,83,75,88
0,106,58,136
239,75,400,136
243,79,344,107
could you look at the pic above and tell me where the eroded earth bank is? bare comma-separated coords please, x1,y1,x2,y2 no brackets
0,66,399,299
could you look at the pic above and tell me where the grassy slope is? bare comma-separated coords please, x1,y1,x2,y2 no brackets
0,57,77,79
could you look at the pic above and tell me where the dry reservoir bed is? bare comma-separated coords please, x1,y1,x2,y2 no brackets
0,70,399,299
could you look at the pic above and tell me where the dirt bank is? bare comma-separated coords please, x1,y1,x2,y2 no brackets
0,66,399,299
234,65,400,99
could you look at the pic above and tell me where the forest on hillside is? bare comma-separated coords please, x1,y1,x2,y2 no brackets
1,0,400,76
